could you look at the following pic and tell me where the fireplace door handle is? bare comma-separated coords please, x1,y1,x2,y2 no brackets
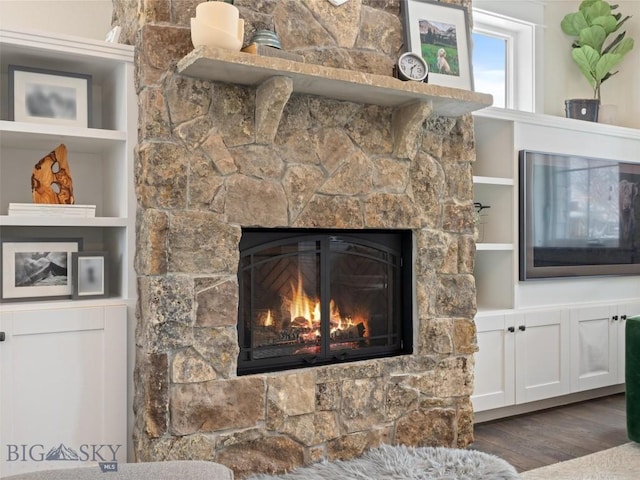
335,352,348,361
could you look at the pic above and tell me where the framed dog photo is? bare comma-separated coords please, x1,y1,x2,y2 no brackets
401,0,474,90
72,251,108,299
1,238,82,301
8,65,92,128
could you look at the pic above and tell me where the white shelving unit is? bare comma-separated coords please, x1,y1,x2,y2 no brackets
0,28,135,475
472,107,640,313
0,28,136,301
471,107,640,415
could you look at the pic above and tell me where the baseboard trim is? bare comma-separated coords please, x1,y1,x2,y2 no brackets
473,384,625,424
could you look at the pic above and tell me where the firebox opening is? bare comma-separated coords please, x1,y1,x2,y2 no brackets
237,228,413,375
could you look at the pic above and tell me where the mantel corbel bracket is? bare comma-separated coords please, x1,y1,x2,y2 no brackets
255,75,294,145
392,100,433,159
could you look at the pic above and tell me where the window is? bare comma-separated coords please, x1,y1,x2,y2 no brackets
472,9,537,112
472,32,507,108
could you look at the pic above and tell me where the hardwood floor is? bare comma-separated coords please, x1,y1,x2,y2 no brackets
468,394,629,472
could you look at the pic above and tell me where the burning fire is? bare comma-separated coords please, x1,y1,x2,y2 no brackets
281,279,368,341
286,280,320,327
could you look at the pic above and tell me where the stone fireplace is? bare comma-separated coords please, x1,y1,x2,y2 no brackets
115,0,485,477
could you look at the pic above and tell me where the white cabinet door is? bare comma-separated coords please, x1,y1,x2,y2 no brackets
515,309,570,404
0,305,127,476
472,313,516,412
570,304,618,392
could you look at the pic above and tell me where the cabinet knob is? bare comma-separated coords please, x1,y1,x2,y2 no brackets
0,331,5,342
507,326,515,333
612,315,619,321
621,315,627,320
518,325,526,331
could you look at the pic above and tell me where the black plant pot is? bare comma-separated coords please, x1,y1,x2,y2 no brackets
565,99,600,122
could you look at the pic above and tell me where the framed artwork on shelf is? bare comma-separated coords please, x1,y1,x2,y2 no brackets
8,65,92,128
0,238,82,301
72,251,109,299
401,0,474,91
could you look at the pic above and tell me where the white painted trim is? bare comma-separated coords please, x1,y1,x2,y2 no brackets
0,27,133,63
474,384,625,423
474,106,640,140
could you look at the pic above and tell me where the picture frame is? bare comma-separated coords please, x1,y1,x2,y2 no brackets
401,0,474,90
72,251,109,299
1,238,82,302
8,65,92,128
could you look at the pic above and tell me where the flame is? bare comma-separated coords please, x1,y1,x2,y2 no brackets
281,278,368,341
263,309,273,327
286,280,319,327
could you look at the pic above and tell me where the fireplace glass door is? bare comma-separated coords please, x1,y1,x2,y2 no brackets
238,230,411,374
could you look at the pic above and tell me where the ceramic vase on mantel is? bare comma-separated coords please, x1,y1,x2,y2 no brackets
564,99,600,122
190,1,244,51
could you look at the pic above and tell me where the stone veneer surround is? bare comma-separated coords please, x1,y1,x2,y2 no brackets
114,0,479,477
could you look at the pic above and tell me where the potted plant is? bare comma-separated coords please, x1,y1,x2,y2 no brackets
560,0,634,122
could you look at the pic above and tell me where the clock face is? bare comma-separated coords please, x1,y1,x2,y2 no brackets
398,53,428,82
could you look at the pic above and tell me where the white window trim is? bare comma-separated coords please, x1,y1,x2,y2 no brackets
473,8,538,112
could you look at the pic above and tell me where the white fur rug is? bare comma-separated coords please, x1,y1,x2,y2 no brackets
520,442,640,480
246,444,518,480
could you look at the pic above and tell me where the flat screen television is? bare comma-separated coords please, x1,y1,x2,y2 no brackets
519,150,640,280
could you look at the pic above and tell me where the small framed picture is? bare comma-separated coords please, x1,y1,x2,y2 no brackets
401,0,474,90
8,65,92,128
72,251,108,299
1,239,82,301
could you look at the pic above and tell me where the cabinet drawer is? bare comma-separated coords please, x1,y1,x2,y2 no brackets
12,307,109,335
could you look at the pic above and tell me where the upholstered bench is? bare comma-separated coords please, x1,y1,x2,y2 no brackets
2,461,234,480
628,315,640,443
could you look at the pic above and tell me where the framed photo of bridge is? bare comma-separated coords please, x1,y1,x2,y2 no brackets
401,0,474,91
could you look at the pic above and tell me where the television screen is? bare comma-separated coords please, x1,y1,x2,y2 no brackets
519,150,640,280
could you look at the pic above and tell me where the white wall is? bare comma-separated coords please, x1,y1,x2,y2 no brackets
0,0,112,41
544,0,640,129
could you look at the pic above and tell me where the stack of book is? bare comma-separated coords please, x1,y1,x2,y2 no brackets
8,203,96,217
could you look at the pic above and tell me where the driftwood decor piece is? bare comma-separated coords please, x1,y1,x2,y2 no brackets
31,144,75,204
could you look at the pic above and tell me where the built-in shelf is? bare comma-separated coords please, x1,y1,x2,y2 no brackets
0,297,133,312
0,121,126,152
473,176,514,186
177,46,493,117
476,243,514,251
0,29,135,475
473,107,640,139
0,216,128,227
